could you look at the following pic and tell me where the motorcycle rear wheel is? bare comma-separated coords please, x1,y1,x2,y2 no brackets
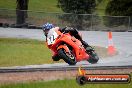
86,47,99,64
58,49,76,65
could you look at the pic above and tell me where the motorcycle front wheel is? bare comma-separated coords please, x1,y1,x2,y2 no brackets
58,49,76,65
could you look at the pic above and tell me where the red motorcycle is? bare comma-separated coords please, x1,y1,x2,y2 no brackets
46,28,99,65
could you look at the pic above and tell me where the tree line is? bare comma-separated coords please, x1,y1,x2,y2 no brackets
16,0,132,27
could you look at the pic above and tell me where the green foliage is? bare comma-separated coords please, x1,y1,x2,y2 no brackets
58,0,96,14
103,16,129,28
104,0,132,27
105,0,132,16
58,14,84,29
96,0,103,5
57,0,96,30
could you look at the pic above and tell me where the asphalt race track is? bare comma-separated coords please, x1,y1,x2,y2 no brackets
0,28,132,70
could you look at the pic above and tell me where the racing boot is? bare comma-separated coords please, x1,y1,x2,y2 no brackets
81,40,94,52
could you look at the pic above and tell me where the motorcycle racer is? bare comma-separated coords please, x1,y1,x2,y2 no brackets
42,22,93,61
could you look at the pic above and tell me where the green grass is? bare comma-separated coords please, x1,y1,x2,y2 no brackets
0,0,62,12
0,0,16,10
0,0,110,14
29,0,62,12
0,38,52,67
0,78,131,88
0,38,108,67
96,0,110,15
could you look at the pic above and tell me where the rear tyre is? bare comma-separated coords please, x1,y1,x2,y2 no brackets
52,55,60,61
86,47,99,64
58,49,76,65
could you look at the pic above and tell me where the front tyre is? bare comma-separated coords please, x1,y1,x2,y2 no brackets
58,49,76,65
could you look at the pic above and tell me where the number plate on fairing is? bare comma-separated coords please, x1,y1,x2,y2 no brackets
47,30,58,45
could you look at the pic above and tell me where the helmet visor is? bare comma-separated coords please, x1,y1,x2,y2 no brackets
42,27,50,31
